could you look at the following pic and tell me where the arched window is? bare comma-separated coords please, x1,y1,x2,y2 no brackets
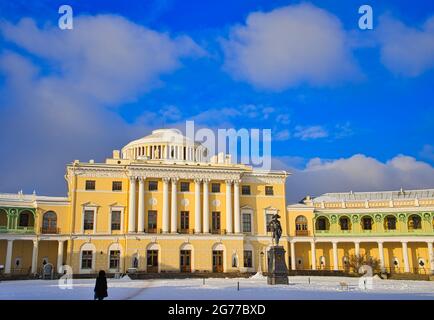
361,216,373,230
18,210,34,227
0,209,7,228
339,216,351,231
384,215,396,230
295,215,308,235
408,215,422,230
42,211,57,233
315,217,329,231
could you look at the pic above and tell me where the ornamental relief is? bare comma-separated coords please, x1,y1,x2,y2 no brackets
241,175,287,184
128,168,242,181
72,169,126,178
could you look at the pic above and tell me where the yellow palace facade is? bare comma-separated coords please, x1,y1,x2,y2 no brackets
0,129,433,277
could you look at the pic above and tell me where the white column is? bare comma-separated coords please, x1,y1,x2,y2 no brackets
171,178,178,233
194,179,202,233
162,178,170,233
332,242,338,271
225,180,233,233
5,240,13,274
128,177,137,233
57,240,64,273
402,241,410,273
31,240,38,274
378,241,385,270
290,241,296,270
202,179,210,233
427,242,434,274
355,241,360,256
233,180,241,233
137,177,146,233
311,241,316,270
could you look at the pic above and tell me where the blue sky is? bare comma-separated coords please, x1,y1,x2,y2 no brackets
0,0,433,202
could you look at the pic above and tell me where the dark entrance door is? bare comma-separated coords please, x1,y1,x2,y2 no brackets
212,250,223,273
147,250,158,273
180,250,191,272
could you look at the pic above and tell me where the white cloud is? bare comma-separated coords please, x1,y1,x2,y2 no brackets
293,125,328,140
0,15,203,195
420,144,434,162
276,113,291,125
277,154,434,202
221,3,359,90
377,15,434,76
274,129,291,141
1,16,204,104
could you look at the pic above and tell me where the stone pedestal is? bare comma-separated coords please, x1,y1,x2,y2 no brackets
267,246,289,285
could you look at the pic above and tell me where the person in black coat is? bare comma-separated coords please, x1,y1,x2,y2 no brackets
94,270,108,300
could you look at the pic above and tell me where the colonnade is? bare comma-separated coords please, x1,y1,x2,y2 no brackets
128,177,241,234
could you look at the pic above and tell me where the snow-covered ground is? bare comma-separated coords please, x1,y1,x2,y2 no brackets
0,274,433,300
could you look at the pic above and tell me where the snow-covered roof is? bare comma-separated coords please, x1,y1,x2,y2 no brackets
312,188,434,203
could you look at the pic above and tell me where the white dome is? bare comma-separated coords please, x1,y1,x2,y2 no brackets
121,128,207,162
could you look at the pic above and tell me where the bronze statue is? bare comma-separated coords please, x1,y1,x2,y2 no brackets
268,214,282,245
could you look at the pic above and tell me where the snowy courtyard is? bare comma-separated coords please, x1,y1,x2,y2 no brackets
1,274,433,300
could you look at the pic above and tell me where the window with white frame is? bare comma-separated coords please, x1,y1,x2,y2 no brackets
83,210,94,230
244,250,253,268
111,210,121,231
109,250,120,270
81,250,93,269
242,213,252,233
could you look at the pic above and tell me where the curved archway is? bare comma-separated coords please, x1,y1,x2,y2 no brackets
361,216,373,230
107,243,123,272
0,209,7,228
180,243,194,272
212,243,225,273
42,211,57,233
18,210,34,228
79,243,96,273
384,215,397,230
339,216,351,231
295,215,308,235
146,243,160,273
408,214,422,230
315,216,329,231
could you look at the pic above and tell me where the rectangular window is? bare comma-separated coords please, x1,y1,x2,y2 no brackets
109,250,120,269
244,250,253,268
112,181,122,191
241,185,251,195
212,211,221,233
242,213,252,233
85,180,95,190
148,210,157,233
265,186,274,196
81,250,93,269
211,183,220,193
180,182,190,192
266,214,273,232
111,210,121,231
148,181,158,191
83,210,94,230
180,211,189,231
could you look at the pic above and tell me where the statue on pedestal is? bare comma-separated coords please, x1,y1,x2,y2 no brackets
267,214,282,246
266,213,289,285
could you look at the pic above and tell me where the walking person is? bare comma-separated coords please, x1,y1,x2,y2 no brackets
94,270,108,300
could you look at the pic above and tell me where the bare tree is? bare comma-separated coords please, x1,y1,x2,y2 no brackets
348,254,381,274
